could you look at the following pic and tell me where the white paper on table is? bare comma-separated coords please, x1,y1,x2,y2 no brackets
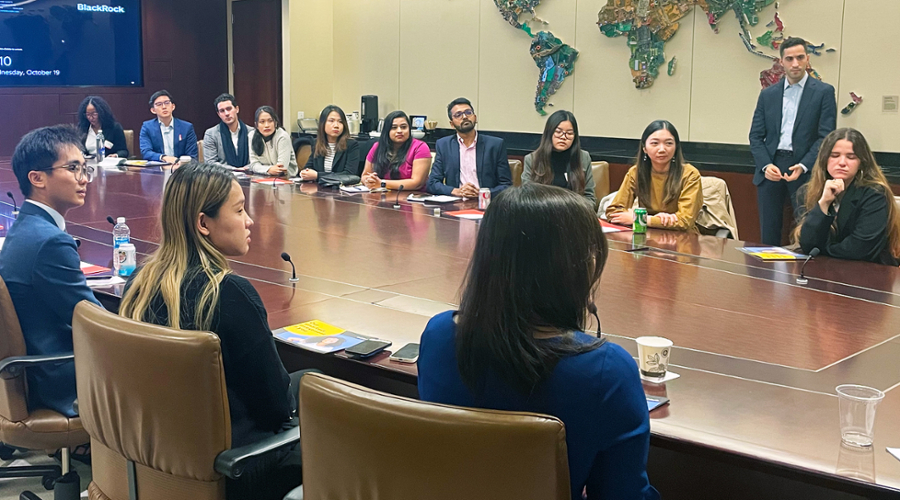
86,276,126,288
340,185,370,193
888,448,900,462
99,157,124,170
453,213,483,220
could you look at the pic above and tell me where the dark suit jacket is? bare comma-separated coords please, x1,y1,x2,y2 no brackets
81,122,129,158
426,133,513,196
139,117,199,162
0,202,101,416
303,139,361,176
749,76,837,186
798,182,899,266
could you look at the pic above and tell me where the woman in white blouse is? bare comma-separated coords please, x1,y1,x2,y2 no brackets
249,106,298,177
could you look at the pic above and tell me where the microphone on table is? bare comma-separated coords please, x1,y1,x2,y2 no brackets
281,252,299,283
587,303,604,340
106,216,116,226
7,191,18,218
393,185,405,209
796,248,820,285
74,238,81,248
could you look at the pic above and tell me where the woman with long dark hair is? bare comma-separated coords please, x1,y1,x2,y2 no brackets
794,128,900,265
77,96,129,158
418,184,659,500
606,120,702,232
249,106,298,177
522,110,596,205
120,162,303,499
361,110,431,190
300,105,360,180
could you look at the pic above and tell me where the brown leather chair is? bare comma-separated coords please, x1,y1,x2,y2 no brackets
0,276,87,498
197,140,205,162
298,372,570,500
123,130,134,159
72,301,300,500
509,159,524,186
294,142,311,171
591,161,610,202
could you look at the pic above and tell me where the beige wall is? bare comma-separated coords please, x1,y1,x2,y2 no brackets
286,0,900,152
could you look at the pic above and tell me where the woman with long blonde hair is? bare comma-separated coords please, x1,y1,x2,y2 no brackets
119,162,302,499
794,128,900,266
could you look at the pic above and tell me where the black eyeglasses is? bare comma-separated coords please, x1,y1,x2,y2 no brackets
452,109,474,119
36,162,95,183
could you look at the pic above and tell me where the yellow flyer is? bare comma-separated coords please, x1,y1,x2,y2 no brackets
283,320,345,337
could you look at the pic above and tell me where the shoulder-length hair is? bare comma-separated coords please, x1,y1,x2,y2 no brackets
635,120,686,208
315,105,350,157
77,96,118,135
456,184,609,395
530,110,586,195
373,110,412,179
792,128,900,258
251,106,282,156
119,163,235,331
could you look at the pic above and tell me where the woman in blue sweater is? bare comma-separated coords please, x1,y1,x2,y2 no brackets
418,183,659,500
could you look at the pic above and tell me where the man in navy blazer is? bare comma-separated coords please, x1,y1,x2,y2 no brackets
427,98,512,197
140,89,199,163
749,37,836,245
0,125,101,417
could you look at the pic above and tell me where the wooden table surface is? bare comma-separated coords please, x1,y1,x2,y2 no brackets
2,162,899,497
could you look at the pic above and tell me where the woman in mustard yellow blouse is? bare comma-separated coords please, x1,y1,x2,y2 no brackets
606,120,703,232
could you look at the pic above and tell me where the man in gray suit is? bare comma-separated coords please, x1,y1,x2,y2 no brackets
203,93,251,169
749,37,837,245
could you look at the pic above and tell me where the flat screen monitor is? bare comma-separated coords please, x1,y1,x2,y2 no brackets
0,0,143,87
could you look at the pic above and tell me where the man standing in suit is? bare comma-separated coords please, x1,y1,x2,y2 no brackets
139,89,199,163
203,93,251,169
0,125,101,417
750,37,837,245
427,97,513,197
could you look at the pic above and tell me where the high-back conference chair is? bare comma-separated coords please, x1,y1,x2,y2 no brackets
0,276,87,498
298,372,571,500
72,301,300,500
123,130,135,159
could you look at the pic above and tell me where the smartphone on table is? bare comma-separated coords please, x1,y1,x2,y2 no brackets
389,343,419,363
345,339,392,358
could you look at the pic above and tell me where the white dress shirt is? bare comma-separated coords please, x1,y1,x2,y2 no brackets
778,72,809,171
159,119,175,157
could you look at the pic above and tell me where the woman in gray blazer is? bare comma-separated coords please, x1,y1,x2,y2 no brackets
522,110,595,206
249,106,298,177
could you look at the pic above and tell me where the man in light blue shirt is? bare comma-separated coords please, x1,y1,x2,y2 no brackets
749,37,837,245
139,90,198,163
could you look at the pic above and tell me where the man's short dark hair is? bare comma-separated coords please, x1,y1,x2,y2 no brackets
214,93,237,110
149,90,173,107
780,37,808,58
11,125,82,198
447,97,474,119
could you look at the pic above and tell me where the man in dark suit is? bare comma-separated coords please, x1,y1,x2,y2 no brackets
0,125,101,417
749,37,837,245
139,89,199,163
427,97,513,197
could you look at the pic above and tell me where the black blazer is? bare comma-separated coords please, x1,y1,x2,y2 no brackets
81,122,130,158
749,76,837,186
303,139,361,176
426,133,513,196
798,182,899,266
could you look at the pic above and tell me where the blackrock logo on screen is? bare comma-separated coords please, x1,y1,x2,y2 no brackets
77,4,126,13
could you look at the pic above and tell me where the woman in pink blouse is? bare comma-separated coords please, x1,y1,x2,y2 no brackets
362,111,431,190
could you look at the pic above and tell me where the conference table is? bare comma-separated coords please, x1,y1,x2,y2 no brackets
1,161,899,500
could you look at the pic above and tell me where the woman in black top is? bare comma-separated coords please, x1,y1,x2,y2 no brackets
77,96,130,158
300,105,361,180
119,162,301,499
522,110,596,205
794,128,900,266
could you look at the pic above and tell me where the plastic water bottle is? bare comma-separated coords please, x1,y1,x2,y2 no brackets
113,217,130,272
96,130,106,161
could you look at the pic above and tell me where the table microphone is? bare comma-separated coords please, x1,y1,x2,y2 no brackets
7,191,18,218
587,303,604,339
106,215,116,226
796,248,820,285
394,185,404,209
281,252,299,282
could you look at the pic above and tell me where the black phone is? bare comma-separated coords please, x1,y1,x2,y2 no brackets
345,339,392,358
646,395,669,412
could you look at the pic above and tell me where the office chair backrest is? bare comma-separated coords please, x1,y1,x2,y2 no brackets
197,141,205,162
123,129,135,159
509,159,523,186
591,161,611,202
73,301,231,500
0,276,29,422
299,372,570,500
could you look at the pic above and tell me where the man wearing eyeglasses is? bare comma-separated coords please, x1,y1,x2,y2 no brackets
139,89,199,164
426,97,512,198
0,125,101,418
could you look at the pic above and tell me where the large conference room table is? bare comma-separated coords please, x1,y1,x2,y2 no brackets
1,162,899,500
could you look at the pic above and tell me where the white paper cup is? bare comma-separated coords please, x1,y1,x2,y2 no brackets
636,336,673,378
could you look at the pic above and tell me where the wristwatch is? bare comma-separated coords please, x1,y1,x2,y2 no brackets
381,180,386,189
